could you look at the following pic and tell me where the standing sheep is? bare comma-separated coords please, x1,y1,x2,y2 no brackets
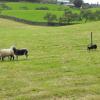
0,47,15,61
12,47,28,60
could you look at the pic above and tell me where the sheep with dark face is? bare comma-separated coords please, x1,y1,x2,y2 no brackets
0,48,14,61
12,47,28,60
87,44,97,51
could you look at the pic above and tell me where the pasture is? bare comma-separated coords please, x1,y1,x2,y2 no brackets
0,18,100,100
2,10,64,22
1,2,80,23
1,2,100,24
5,2,69,11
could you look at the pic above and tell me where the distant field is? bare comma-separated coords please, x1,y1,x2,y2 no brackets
1,2,80,23
6,2,69,11
0,18,100,100
2,10,64,22
0,2,100,23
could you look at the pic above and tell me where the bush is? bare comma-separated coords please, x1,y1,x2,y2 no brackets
59,10,80,25
35,7,49,10
20,6,29,10
80,10,97,22
95,11,100,20
0,3,12,10
44,13,57,25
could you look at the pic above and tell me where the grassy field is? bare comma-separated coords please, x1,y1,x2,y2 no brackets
1,2,100,23
5,2,69,11
1,2,80,23
0,18,100,100
2,10,64,22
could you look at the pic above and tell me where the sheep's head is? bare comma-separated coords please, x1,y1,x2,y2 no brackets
12,47,17,52
10,45,16,49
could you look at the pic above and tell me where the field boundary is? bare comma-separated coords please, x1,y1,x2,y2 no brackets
0,15,61,26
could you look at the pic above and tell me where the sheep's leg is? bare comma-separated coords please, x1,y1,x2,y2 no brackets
16,56,18,60
26,54,28,59
2,57,4,61
10,55,14,60
9,56,11,61
7,56,9,60
12,56,14,60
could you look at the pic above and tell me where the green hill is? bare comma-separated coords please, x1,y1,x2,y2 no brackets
0,18,100,99
1,2,80,23
5,2,69,10
1,2,100,25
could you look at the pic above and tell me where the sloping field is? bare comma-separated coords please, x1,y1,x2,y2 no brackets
0,18,100,100
1,2,80,23
2,10,64,22
5,2,68,10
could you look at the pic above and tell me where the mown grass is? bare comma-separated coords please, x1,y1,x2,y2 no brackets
0,18,100,100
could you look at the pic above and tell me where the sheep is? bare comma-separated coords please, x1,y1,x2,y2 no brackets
87,44,97,51
0,48,14,61
12,47,28,60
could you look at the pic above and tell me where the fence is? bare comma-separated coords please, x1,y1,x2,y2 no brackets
0,15,61,26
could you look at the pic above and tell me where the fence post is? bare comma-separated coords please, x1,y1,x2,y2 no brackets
91,32,93,45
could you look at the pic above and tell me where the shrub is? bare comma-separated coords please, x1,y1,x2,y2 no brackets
59,10,80,25
95,10,100,20
35,7,49,10
0,3,12,10
20,6,29,10
80,10,97,22
44,13,57,25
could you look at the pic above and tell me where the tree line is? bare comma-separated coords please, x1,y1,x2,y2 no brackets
0,0,32,1
0,0,84,8
44,9,100,25
0,0,48,2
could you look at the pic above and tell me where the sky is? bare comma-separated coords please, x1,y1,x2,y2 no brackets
83,0,100,4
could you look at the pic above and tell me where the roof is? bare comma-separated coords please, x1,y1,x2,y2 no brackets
57,0,70,3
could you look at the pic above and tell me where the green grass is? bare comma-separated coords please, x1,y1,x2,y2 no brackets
0,2,100,24
0,18,100,100
5,2,69,11
2,10,64,22
1,2,80,23
1,2,100,23
89,7,100,12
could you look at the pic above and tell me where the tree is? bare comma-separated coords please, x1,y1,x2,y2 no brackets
95,11,100,20
44,13,57,25
73,0,83,8
80,10,96,22
59,10,80,25
69,0,74,3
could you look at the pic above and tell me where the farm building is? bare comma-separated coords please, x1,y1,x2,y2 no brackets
57,0,74,6
36,0,57,3
37,0,74,6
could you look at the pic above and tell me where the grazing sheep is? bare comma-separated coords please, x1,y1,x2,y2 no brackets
0,48,14,61
87,44,97,51
12,47,28,60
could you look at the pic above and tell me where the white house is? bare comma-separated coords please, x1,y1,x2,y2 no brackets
57,0,74,6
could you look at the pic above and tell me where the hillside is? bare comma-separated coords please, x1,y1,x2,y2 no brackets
0,2,100,25
0,18,100,99
1,2,80,24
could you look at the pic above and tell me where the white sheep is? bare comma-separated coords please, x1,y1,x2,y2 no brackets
0,47,15,61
